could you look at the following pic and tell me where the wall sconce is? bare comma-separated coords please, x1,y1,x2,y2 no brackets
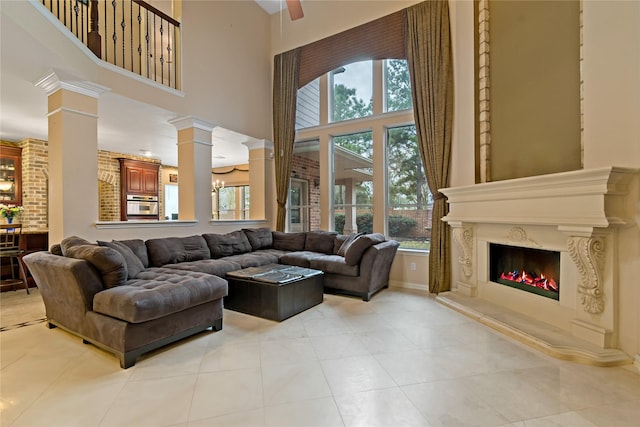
212,179,225,193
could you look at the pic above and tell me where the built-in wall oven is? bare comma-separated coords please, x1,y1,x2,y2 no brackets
126,195,159,217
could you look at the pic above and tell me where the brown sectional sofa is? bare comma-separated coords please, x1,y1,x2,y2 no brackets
23,228,399,368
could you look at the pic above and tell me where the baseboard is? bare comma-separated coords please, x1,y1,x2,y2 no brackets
389,280,428,292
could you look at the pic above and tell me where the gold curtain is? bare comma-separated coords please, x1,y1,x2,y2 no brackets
272,48,301,231
405,0,454,293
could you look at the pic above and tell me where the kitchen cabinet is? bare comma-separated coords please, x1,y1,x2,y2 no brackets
118,158,160,221
119,158,159,195
0,145,22,206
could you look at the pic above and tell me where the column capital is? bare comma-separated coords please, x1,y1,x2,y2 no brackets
243,139,273,151
34,70,110,98
169,116,216,132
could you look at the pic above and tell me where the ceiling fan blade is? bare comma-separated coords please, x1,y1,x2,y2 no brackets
285,0,304,20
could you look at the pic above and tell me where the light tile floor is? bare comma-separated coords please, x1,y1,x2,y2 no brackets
1,288,639,427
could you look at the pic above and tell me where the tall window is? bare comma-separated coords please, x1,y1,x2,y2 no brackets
333,132,373,234
296,78,320,130
385,59,412,112
387,125,431,250
294,60,428,251
331,61,373,123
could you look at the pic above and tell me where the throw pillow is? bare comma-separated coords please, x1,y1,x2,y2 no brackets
65,244,127,288
113,239,149,267
343,233,384,266
337,233,363,257
272,231,306,251
98,240,145,279
60,235,93,256
243,227,273,250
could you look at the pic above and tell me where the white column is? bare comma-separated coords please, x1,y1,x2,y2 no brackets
35,71,109,244
169,117,214,222
243,139,275,227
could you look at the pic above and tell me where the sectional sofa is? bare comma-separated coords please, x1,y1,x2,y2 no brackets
23,228,399,368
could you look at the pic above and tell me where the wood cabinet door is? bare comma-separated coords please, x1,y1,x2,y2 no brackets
126,167,144,193
142,168,158,194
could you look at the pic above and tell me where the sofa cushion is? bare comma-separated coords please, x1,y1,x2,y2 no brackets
60,235,93,256
98,240,145,279
223,252,277,268
203,231,252,258
309,255,359,277
304,231,338,254
65,244,127,289
272,231,306,251
114,239,150,268
337,233,363,257
164,259,242,277
344,233,386,266
279,251,324,268
243,227,273,250
146,235,210,267
93,269,228,323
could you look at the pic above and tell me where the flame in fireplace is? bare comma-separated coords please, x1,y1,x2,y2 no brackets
499,270,559,292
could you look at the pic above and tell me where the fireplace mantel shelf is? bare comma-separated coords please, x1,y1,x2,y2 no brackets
441,167,639,229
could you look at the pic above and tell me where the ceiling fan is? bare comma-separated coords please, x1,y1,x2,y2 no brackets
285,0,304,20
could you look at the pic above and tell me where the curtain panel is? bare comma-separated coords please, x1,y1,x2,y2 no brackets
405,0,454,293
272,48,301,231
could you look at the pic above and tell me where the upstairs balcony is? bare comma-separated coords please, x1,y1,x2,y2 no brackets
41,0,180,90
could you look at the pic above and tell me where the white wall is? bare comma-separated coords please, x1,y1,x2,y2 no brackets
582,0,640,361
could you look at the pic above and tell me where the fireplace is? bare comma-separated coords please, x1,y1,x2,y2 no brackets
440,167,639,355
489,243,560,300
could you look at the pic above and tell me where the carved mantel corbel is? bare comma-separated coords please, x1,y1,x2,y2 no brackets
560,227,606,315
449,221,474,278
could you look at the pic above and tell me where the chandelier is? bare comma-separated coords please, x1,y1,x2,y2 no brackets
212,179,225,193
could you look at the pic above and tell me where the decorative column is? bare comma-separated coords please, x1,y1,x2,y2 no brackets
169,117,214,222
448,220,476,296
243,139,275,227
35,71,109,244
559,226,614,348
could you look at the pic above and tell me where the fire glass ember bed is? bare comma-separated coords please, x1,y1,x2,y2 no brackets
224,264,324,321
489,243,560,300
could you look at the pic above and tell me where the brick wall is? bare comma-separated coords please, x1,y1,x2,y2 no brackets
19,138,48,231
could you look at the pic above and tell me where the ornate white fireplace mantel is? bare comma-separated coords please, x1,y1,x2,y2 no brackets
439,167,639,362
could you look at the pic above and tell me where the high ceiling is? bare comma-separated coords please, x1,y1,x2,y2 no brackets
0,1,272,168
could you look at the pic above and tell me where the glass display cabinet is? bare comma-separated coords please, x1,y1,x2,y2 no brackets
0,145,22,206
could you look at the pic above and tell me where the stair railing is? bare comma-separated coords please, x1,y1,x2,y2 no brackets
41,0,180,90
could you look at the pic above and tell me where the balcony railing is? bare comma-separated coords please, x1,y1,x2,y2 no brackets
42,0,180,90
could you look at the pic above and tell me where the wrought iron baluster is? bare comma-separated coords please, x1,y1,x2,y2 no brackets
111,0,116,66
146,9,150,79
73,0,79,39
167,23,172,88
121,0,125,69
159,19,164,85
130,1,133,73
137,5,142,77
80,0,84,43
153,16,156,82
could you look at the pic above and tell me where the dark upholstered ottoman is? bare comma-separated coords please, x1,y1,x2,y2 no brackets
225,264,323,321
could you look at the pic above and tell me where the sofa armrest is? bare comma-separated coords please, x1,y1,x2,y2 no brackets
358,240,400,293
23,252,104,331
